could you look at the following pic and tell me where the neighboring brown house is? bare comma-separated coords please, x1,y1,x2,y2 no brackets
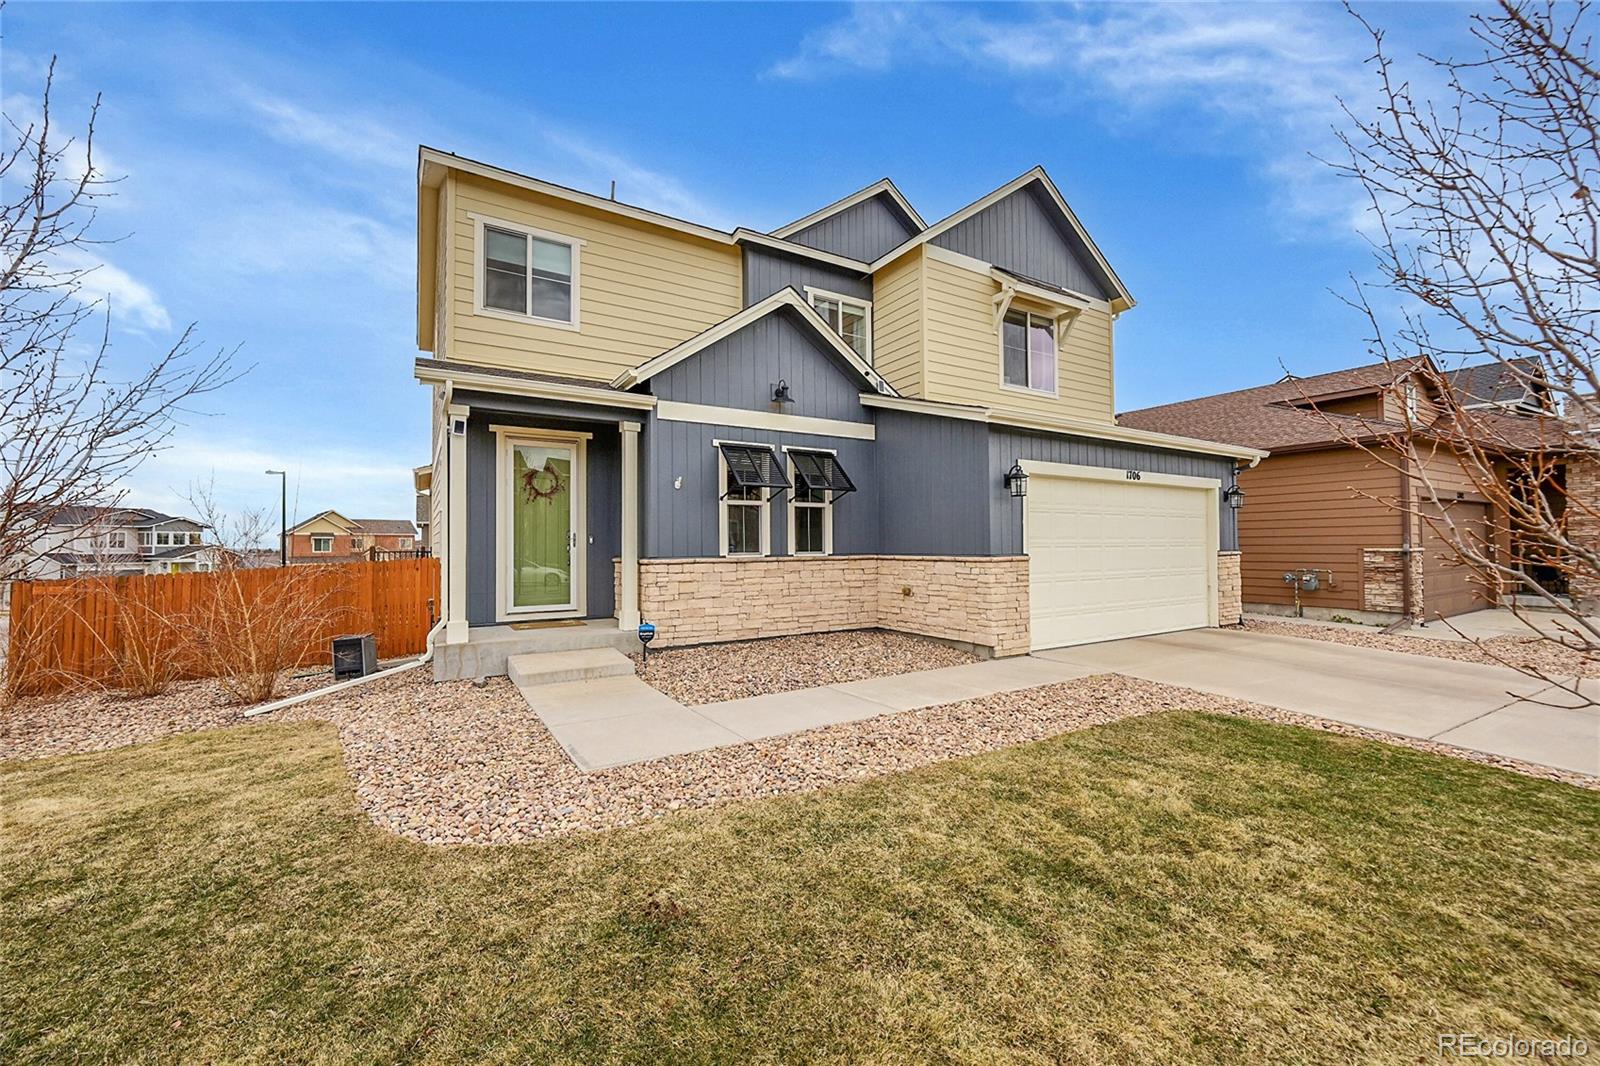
1120,357,1569,622
285,510,420,564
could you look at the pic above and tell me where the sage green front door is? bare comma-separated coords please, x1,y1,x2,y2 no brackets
508,440,576,612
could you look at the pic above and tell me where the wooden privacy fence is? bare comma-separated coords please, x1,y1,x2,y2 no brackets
5,557,440,695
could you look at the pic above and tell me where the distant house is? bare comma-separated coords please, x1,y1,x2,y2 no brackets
7,505,219,581
285,511,420,564
1119,357,1570,622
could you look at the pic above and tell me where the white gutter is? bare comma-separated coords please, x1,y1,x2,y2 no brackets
242,615,447,719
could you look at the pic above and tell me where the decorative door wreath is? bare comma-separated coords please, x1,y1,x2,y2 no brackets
520,458,569,504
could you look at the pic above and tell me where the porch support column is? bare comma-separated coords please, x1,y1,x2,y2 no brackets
445,402,471,644
619,420,641,631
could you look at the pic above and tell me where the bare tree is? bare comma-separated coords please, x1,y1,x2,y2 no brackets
1331,1,1600,699
1,59,237,583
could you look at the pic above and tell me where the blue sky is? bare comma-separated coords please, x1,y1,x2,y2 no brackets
3,1,1479,528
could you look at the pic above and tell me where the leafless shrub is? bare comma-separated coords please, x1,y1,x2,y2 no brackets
2,57,239,584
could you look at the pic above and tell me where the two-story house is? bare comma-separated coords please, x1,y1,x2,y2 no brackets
414,149,1264,679
9,506,215,582
285,511,420,564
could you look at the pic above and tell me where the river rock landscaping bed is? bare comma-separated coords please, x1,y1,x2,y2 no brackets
0,667,363,762
630,629,980,705
1244,618,1600,678
7,650,1594,845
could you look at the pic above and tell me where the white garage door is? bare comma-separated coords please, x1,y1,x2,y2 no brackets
1027,466,1217,650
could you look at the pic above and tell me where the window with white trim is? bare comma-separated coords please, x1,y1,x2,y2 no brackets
1001,309,1057,393
106,531,127,549
806,288,871,361
788,459,831,556
481,221,578,325
398,537,412,550
311,535,333,553
716,444,789,557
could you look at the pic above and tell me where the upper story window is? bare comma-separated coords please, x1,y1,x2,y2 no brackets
475,215,582,329
398,537,412,550
311,535,333,554
806,287,871,361
1001,309,1057,395
105,531,127,549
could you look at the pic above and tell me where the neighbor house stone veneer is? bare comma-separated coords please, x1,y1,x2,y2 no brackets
1216,551,1242,626
1361,547,1424,617
619,556,1030,657
1566,456,1600,611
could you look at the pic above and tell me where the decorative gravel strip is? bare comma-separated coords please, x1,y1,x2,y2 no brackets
254,668,1593,845
0,665,396,762
631,629,980,705
7,652,1593,845
1243,618,1600,679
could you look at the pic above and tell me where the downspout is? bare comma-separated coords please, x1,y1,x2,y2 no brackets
242,615,447,719
1398,448,1416,625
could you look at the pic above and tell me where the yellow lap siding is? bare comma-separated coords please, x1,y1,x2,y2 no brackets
920,254,1115,425
870,248,924,396
446,174,742,380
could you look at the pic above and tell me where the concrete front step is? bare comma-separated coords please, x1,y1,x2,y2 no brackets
508,647,636,688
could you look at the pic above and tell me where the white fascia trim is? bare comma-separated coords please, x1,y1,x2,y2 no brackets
858,392,989,423
610,288,897,396
419,146,735,246
661,400,875,440
856,392,1267,461
868,167,1135,311
414,364,657,410
770,178,927,240
732,229,872,273
994,411,1270,463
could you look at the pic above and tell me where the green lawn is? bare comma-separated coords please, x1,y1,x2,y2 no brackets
4,713,1597,1064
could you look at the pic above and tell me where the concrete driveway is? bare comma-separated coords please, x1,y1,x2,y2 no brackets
1037,628,1600,777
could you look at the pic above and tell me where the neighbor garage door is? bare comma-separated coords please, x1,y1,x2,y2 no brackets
1026,466,1217,650
1421,498,1494,618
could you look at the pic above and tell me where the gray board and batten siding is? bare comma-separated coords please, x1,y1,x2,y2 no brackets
646,306,873,425
641,302,881,559
456,393,625,624
986,426,1240,555
787,193,921,263
931,182,1113,301
742,246,871,307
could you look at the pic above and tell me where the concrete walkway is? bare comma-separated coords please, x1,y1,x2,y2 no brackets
1245,607,1600,644
1038,628,1600,776
518,656,1096,770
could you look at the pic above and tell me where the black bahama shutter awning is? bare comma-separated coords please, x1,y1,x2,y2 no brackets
718,443,790,497
790,449,856,497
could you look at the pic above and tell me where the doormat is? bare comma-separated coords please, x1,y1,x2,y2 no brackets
508,619,586,630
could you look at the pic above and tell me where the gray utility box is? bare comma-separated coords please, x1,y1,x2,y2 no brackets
331,633,377,681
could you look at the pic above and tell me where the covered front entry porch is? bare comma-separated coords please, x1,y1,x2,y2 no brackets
437,387,643,659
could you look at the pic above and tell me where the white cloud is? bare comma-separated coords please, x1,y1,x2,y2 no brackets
540,126,731,227
237,91,412,173
770,2,1380,234
122,435,418,528
54,247,172,331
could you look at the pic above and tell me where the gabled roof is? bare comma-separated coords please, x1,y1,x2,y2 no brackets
771,178,926,240
288,510,358,535
869,167,1135,312
1118,359,1431,452
610,287,897,396
1447,357,1547,410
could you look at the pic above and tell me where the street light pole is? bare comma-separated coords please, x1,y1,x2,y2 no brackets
265,470,287,566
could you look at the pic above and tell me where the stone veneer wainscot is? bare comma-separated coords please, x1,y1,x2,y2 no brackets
618,555,1030,657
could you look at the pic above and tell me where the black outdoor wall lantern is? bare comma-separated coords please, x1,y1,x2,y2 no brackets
771,379,793,405
1005,461,1029,498
1224,484,1246,510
